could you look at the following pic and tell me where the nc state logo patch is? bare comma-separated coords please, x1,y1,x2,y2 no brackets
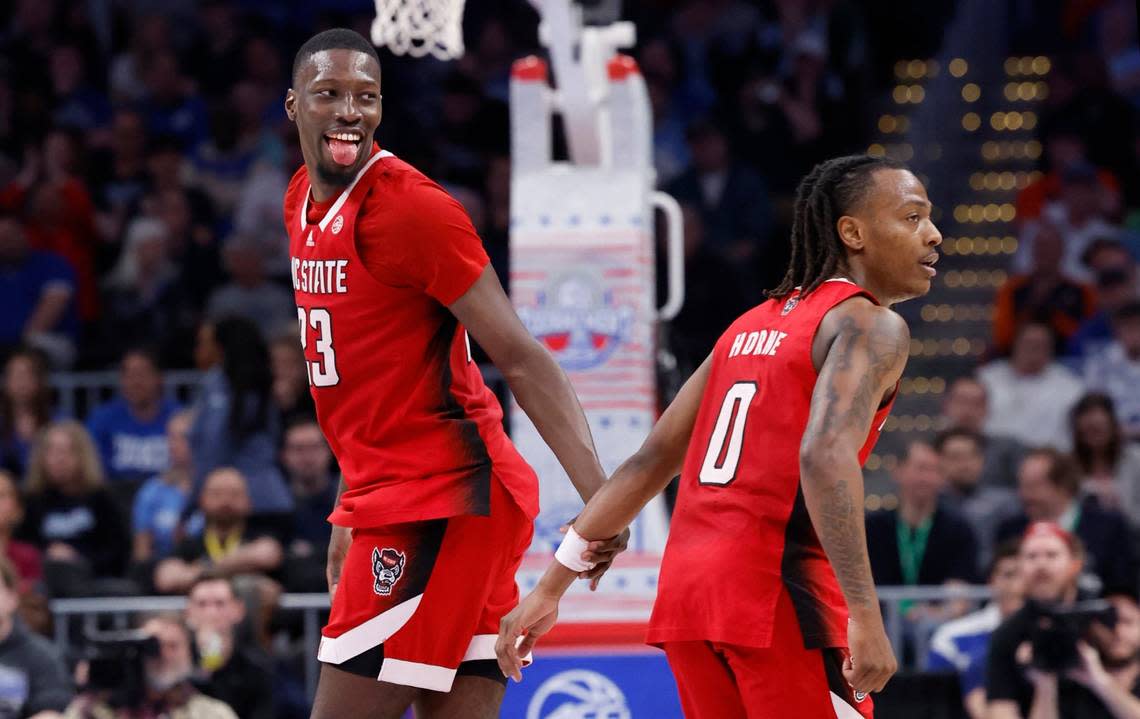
781,297,799,316
371,547,405,596
330,215,344,234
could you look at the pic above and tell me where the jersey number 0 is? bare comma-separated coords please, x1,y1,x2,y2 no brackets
699,382,757,486
298,307,340,387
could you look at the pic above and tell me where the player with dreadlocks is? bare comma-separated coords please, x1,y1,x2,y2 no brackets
498,155,942,718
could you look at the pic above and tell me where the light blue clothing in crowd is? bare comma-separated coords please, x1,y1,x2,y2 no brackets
131,475,189,559
87,398,182,484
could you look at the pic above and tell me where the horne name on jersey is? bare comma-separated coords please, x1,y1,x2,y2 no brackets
726,328,789,358
291,257,349,295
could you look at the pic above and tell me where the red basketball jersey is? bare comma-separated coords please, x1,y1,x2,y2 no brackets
647,279,895,650
284,146,538,527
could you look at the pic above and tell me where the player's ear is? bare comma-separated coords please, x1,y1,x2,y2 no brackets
285,89,297,122
836,215,865,252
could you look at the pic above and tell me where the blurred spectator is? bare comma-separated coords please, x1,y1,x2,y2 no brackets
0,470,40,594
0,556,73,719
866,440,979,615
205,238,294,339
434,70,506,189
190,91,278,220
99,217,197,365
188,319,291,515
131,410,193,566
87,110,149,244
49,44,110,134
996,448,1136,594
1074,592,1140,717
1099,0,1140,109
1014,163,1121,285
268,334,313,419
0,348,56,476
184,574,274,719
661,204,752,376
154,467,284,595
936,428,1019,570
187,0,245,100
927,540,1024,719
1015,127,1121,225
279,417,335,593
978,323,1085,450
985,523,1094,718
15,421,131,597
0,208,77,366
86,348,180,489
1068,238,1139,358
666,120,772,264
940,377,1026,488
137,52,209,149
151,188,222,313
109,14,174,103
3,129,101,330
64,614,237,719
1070,394,1140,521
640,38,691,186
992,220,1095,355
1084,301,1140,439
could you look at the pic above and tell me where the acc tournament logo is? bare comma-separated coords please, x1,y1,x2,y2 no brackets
517,273,634,371
330,215,344,234
526,669,631,719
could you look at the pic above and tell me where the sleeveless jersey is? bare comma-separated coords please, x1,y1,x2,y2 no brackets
284,147,539,527
646,279,896,650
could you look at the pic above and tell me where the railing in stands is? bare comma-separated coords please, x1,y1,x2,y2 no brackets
50,585,992,701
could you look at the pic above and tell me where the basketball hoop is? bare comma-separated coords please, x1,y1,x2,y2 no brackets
371,0,467,60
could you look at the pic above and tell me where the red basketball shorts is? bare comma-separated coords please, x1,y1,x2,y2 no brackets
316,474,532,692
661,588,873,718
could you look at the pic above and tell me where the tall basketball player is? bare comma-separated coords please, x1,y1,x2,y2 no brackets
284,29,627,719
498,155,943,718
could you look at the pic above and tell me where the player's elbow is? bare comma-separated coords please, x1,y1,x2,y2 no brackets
799,436,851,484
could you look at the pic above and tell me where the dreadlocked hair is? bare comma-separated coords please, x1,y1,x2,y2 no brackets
767,154,909,299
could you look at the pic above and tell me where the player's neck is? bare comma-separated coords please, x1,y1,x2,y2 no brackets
308,177,348,204
839,265,900,306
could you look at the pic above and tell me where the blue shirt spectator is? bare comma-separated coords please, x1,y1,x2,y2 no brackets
132,410,194,564
0,214,77,350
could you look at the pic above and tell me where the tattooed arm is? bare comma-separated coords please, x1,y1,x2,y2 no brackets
800,297,910,695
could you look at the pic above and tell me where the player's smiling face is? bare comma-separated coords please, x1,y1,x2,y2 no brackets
286,48,382,192
846,168,942,303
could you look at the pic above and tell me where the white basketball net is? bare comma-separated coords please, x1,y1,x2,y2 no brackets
371,0,467,60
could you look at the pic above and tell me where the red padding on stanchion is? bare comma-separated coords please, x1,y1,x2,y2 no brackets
607,54,640,80
539,622,648,647
512,55,549,81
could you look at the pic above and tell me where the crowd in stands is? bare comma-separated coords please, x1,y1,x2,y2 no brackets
0,0,1139,717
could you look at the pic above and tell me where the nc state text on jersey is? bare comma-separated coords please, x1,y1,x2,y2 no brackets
727,329,788,358
292,258,349,295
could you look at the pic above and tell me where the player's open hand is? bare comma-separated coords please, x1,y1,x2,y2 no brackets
326,525,351,600
560,523,630,591
843,615,897,697
496,590,560,682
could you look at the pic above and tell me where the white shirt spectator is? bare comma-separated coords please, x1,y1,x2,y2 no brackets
1085,342,1140,438
977,361,1084,450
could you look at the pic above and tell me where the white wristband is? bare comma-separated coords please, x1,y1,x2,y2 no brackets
554,526,598,573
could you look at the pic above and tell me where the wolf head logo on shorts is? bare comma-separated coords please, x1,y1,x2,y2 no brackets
371,547,406,596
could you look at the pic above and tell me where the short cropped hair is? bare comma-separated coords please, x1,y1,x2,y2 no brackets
293,28,380,85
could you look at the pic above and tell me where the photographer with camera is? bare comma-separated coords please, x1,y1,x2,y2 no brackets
64,616,236,719
986,522,1140,718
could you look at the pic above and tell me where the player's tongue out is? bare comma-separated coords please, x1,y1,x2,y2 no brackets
327,137,359,166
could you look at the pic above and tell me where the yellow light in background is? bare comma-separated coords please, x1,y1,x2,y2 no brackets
895,61,909,79
1029,170,1043,182
1035,81,1049,98
911,86,926,102
1019,57,1034,74
968,205,985,223
962,83,981,102
987,236,1004,253
915,415,933,431
961,270,978,287
1004,83,1019,101
963,112,981,131
992,269,1007,284
1023,112,1037,129
970,173,985,190
956,237,973,253
908,59,927,78
1006,112,1024,130
971,338,987,355
893,85,909,103
936,306,954,322
895,143,914,161
945,271,961,287
1010,142,1025,158
983,204,1000,221
982,141,999,160
1004,57,1019,75
953,338,972,355
950,58,968,77
913,376,932,393
954,205,969,222
921,305,937,321
879,115,897,133
930,377,946,393
1000,172,1016,190
991,112,1007,130
882,494,899,511
868,143,886,157
984,172,999,190
1027,140,1042,158
865,494,882,511
1003,236,1018,253
1019,81,1036,100
909,339,924,356
898,116,911,132
999,204,1016,221
943,239,957,255
1033,56,1051,75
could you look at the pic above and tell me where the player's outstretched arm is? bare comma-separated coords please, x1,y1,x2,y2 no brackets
495,356,711,680
800,298,909,697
